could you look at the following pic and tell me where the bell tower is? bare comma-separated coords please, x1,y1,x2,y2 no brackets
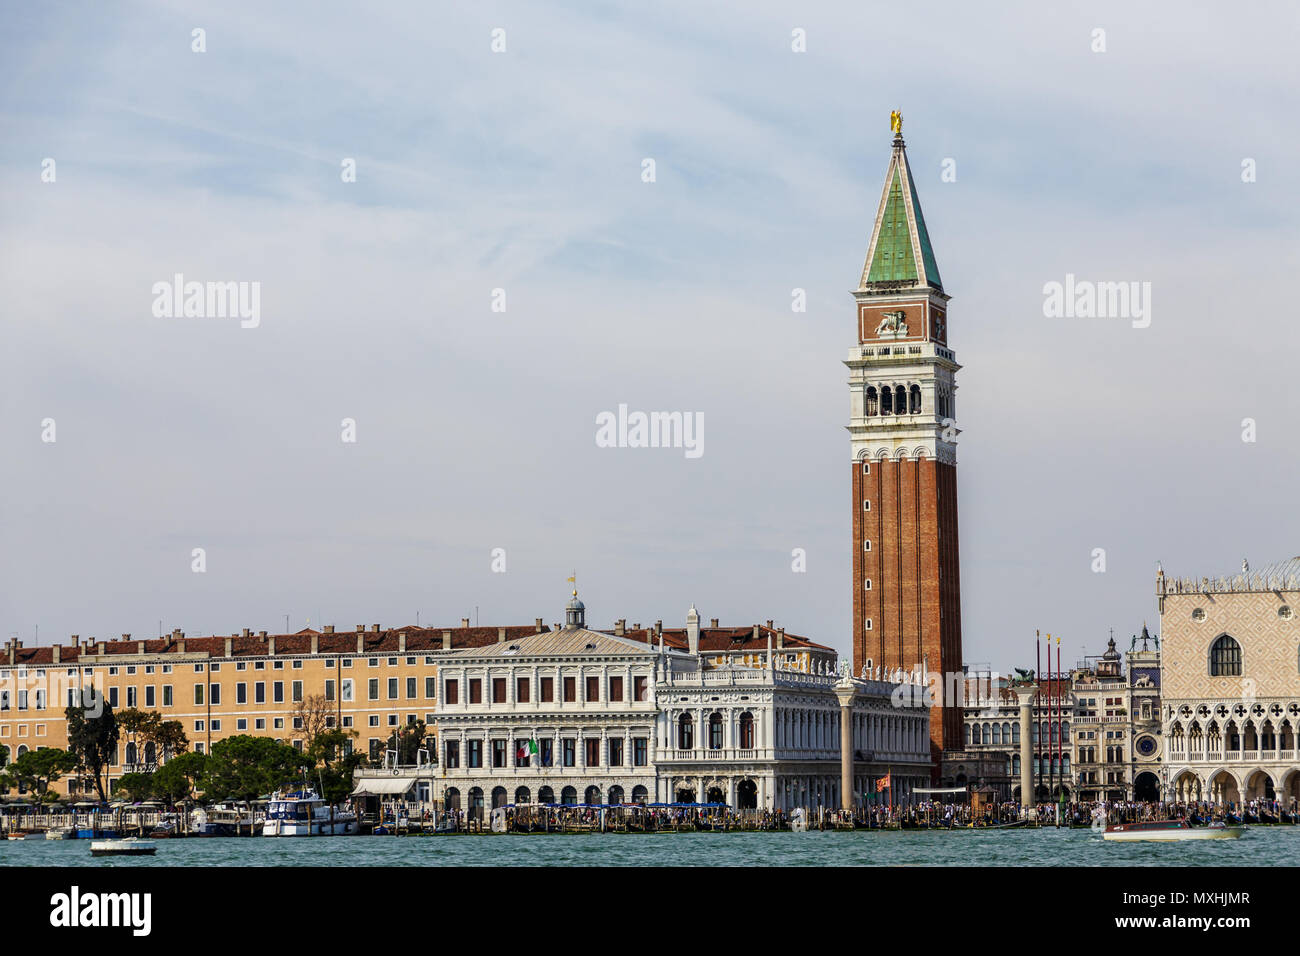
847,113,963,759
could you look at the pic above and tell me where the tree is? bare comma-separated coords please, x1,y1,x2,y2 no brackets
65,696,120,802
154,720,189,762
116,707,162,768
292,695,334,750
377,720,432,767
306,728,364,804
0,747,77,804
152,751,207,806
200,736,310,803
112,772,155,803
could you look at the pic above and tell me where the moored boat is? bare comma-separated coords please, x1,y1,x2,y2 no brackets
262,789,358,836
45,827,75,840
90,838,157,856
1103,820,1246,842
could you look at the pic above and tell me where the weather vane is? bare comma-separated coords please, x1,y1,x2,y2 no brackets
890,110,902,136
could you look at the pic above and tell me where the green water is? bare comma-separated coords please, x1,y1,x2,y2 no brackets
5,827,1300,866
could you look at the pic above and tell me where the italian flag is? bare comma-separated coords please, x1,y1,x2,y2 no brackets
517,739,538,760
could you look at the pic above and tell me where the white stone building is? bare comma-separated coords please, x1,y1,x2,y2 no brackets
432,594,666,818
1158,557,1300,806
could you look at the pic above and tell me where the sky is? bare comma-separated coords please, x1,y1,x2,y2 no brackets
2,1,1298,673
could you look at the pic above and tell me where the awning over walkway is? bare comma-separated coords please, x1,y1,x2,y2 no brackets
351,778,419,797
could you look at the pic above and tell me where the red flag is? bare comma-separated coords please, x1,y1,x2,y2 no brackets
875,773,891,792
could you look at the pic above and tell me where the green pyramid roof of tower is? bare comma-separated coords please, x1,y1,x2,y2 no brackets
863,146,943,293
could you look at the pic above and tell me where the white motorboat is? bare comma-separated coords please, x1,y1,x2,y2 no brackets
263,789,358,836
90,838,157,856
1103,820,1246,842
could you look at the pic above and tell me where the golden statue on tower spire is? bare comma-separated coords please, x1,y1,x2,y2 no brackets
890,110,902,136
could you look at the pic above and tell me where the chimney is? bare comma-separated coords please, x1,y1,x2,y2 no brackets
686,605,700,656
497,628,507,643
356,625,365,634
442,631,452,650
310,633,319,655
172,628,182,640
258,630,267,640
777,628,785,649
534,618,544,633
398,631,407,653
224,636,234,658
136,640,145,655
356,632,365,655
5,639,13,666
267,636,276,655
52,644,61,664
95,640,105,656
323,625,334,634
177,636,186,654
766,620,774,631
709,618,719,628
460,618,470,629
614,619,625,637
242,628,251,638
371,624,379,634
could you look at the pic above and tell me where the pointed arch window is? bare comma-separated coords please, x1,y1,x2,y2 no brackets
1209,634,1242,676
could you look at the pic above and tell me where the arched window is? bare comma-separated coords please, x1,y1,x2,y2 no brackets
708,712,724,750
631,785,648,804
739,712,754,749
515,786,530,805
560,786,577,806
981,724,990,745
894,386,907,416
125,742,138,766
992,723,1001,745
1012,722,1020,744
537,786,554,805
1209,634,1242,676
677,713,694,750
881,388,893,415
909,384,921,414
866,387,878,416
1002,721,1012,743
584,785,602,806
964,724,971,746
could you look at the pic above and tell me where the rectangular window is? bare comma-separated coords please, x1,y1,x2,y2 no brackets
633,737,648,766
274,681,284,703
609,737,624,766
162,685,173,707
515,738,531,767
541,738,554,767
325,679,336,702
108,688,118,708
194,684,204,706
563,677,576,702
236,718,247,731
634,676,648,701
469,679,482,704
126,687,137,708
585,676,599,702
562,738,576,767
609,676,623,702
425,676,435,698
492,678,506,704
387,677,398,700
540,677,554,702
255,682,265,704
145,686,155,708
584,738,600,766
210,719,221,731
406,677,417,699
236,683,247,705
195,720,204,732
445,740,460,768
491,739,507,768
516,678,529,703
468,739,483,768
368,678,379,701
341,679,353,702
210,684,221,705
445,679,459,705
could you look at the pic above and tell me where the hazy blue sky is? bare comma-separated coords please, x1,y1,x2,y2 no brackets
3,1,1297,671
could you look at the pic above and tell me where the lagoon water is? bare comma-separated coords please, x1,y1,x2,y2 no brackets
4,826,1300,866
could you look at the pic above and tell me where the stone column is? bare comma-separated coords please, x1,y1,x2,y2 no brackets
1014,684,1037,815
835,681,856,811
